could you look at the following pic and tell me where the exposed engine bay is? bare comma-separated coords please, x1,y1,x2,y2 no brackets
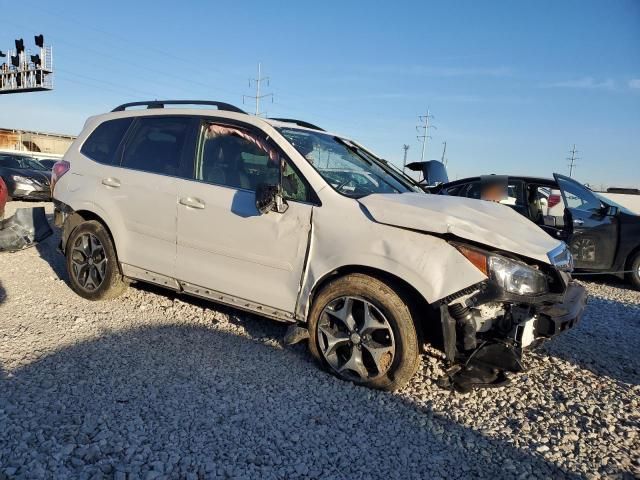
437,279,586,392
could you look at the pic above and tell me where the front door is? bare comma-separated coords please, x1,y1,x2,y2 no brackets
554,173,618,270
175,120,313,314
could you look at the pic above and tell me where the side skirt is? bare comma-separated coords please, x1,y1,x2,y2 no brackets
120,263,297,324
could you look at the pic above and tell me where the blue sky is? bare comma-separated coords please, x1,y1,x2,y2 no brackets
1,0,638,187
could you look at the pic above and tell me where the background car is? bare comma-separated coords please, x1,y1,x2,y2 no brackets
0,153,52,201
432,172,640,289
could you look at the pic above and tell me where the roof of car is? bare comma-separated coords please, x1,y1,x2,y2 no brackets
94,102,338,137
443,175,558,186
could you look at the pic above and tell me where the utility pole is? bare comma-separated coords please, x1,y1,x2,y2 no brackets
416,109,436,161
402,144,410,172
441,141,447,166
567,144,579,177
243,62,273,116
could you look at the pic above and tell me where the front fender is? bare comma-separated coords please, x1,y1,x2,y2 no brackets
297,220,487,320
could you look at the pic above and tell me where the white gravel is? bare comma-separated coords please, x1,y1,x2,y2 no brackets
0,201,638,479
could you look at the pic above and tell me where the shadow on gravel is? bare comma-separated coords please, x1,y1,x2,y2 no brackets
0,279,5,305
0,325,578,479
540,295,640,386
34,214,68,282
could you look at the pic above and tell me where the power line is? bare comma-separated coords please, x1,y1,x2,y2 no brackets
416,108,436,161
402,144,410,173
243,62,273,116
567,144,580,177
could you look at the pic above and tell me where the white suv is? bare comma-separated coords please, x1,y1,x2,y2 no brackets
52,100,586,391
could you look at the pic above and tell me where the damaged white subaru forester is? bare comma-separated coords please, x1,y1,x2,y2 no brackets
52,100,586,391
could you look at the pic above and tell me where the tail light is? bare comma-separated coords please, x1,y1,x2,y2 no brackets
548,193,561,209
51,160,71,196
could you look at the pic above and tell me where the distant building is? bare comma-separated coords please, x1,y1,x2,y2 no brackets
0,127,75,156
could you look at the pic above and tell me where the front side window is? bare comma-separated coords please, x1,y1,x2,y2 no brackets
196,123,310,201
121,117,191,175
556,176,602,212
278,128,412,198
81,118,133,165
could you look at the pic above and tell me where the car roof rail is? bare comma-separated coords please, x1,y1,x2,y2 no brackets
111,100,246,113
269,118,325,131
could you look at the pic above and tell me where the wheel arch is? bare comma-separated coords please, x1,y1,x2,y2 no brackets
303,264,440,344
62,209,120,269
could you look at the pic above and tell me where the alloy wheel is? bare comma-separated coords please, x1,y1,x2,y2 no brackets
317,296,395,381
70,233,107,291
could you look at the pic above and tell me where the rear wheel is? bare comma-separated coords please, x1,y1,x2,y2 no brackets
66,220,127,300
308,274,420,391
626,251,640,291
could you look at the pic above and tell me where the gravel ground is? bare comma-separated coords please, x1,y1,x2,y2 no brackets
0,201,638,479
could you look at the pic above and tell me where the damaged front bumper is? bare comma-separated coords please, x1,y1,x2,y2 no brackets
438,278,587,391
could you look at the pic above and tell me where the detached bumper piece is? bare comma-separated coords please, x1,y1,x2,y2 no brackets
437,281,587,393
0,207,53,252
536,283,587,338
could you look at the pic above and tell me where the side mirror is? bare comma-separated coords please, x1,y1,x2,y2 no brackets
605,205,619,217
255,183,288,215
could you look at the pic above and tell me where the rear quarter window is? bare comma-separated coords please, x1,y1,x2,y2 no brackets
81,118,133,165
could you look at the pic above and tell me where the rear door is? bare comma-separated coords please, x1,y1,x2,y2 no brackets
554,173,618,270
112,115,198,277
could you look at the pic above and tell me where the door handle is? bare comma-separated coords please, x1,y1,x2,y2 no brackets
101,177,121,188
573,219,584,226
179,197,206,209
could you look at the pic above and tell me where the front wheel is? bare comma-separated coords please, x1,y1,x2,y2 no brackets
626,251,640,291
66,220,127,300
308,274,420,391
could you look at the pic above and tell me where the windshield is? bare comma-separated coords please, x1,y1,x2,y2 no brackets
25,158,48,171
278,128,412,198
0,154,45,170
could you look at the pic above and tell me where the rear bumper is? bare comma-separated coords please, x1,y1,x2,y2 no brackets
535,282,587,338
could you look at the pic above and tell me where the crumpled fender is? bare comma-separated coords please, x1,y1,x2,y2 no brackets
0,207,53,252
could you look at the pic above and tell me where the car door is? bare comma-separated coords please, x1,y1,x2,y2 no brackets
175,119,313,315
554,173,618,270
111,115,198,277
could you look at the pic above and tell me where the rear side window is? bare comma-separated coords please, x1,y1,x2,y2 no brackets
81,118,132,165
121,117,192,176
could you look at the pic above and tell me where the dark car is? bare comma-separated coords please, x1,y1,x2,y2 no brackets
36,158,59,170
0,153,52,201
430,172,640,289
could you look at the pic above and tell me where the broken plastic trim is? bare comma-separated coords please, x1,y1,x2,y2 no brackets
0,207,53,252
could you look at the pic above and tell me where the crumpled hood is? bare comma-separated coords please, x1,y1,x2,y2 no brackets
358,193,562,264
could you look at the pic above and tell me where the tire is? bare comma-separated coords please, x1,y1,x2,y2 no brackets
308,273,420,391
66,220,127,300
626,251,640,291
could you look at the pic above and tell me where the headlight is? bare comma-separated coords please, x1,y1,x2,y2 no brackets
12,175,33,184
454,244,548,295
488,255,548,295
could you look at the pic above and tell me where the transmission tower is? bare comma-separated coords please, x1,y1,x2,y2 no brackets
567,144,580,177
243,62,273,116
441,141,447,166
402,144,410,172
416,109,436,161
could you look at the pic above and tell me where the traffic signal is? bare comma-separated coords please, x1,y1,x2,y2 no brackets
0,50,5,58
30,54,41,66
15,38,24,53
34,34,44,48
10,55,19,67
